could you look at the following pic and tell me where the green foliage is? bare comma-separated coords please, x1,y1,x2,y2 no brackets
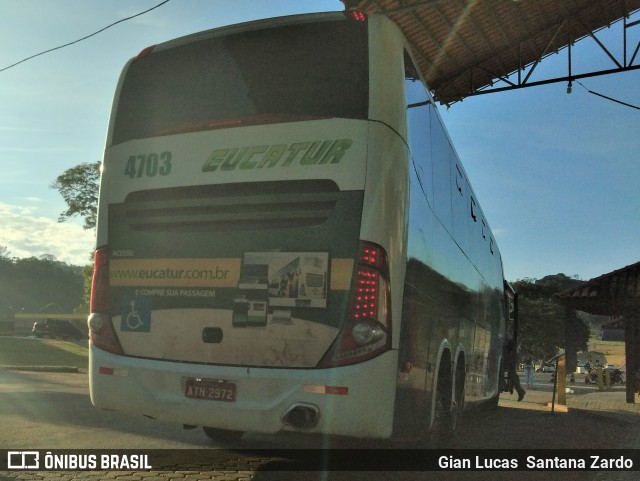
512,274,589,361
516,297,564,360
82,264,93,309
0,253,85,318
48,161,98,310
513,273,581,300
51,161,100,230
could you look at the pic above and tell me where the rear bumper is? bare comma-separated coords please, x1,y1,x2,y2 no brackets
89,345,398,439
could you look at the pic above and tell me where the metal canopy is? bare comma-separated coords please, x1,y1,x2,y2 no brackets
557,261,640,317
557,262,640,404
342,0,640,105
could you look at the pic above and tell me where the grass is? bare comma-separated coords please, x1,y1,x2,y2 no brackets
0,337,88,371
587,338,626,368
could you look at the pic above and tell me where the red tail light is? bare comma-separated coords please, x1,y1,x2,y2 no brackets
90,247,109,313
88,247,123,354
348,10,367,22
319,241,391,367
136,45,155,59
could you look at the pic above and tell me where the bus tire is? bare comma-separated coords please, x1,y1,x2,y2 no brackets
452,358,466,431
426,385,456,448
202,426,244,443
426,359,455,448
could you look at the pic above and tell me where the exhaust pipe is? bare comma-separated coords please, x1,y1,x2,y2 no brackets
282,403,320,429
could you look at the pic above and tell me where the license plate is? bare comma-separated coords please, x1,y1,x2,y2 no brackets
185,378,236,402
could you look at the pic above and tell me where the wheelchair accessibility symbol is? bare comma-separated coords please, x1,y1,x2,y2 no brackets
121,297,151,332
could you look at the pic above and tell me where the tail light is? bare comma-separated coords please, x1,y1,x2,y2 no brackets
347,10,367,22
88,247,123,354
90,247,109,313
135,45,155,59
319,241,391,367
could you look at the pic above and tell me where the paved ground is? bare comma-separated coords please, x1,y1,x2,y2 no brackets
500,383,640,415
1,372,638,481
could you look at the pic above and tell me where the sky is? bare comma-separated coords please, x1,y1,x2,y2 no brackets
0,0,638,282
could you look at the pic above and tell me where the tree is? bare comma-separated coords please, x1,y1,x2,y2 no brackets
0,256,84,315
51,162,99,305
51,161,101,230
512,275,589,361
516,297,565,360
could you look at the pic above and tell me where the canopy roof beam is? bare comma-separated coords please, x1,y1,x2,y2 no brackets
464,15,640,101
343,0,640,104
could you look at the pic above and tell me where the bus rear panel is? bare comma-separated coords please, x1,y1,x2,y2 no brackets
89,13,399,439
89,11,507,443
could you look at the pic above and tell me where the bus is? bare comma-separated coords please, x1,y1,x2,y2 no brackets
88,10,507,445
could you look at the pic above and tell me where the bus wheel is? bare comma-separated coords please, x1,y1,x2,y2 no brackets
202,426,244,444
451,361,466,432
425,384,455,447
426,393,456,447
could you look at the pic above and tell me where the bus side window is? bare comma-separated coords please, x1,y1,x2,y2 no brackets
430,108,453,232
451,158,469,252
404,50,433,206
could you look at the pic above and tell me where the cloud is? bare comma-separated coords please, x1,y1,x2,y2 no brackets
0,203,94,265
491,227,508,238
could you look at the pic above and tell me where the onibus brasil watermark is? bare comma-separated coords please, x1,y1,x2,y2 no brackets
6,451,151,470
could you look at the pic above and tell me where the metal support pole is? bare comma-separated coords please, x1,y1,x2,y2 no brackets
550,354,566,413
557,355,567,405
567,19,573,93
625,311,639,403
597,366,605,392
624,14,628,67
551,360,558,414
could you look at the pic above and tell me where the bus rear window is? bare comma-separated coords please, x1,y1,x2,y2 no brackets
111,19,369,145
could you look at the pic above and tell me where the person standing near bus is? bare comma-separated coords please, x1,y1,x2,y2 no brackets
504,333,526,401
523,354,535,388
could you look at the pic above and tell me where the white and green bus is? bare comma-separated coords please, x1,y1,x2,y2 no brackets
89,10,507,444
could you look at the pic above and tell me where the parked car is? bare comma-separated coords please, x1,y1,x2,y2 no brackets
538,363,556,373
32,319,85,340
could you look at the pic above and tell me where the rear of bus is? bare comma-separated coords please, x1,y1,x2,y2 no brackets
89,12,406,439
